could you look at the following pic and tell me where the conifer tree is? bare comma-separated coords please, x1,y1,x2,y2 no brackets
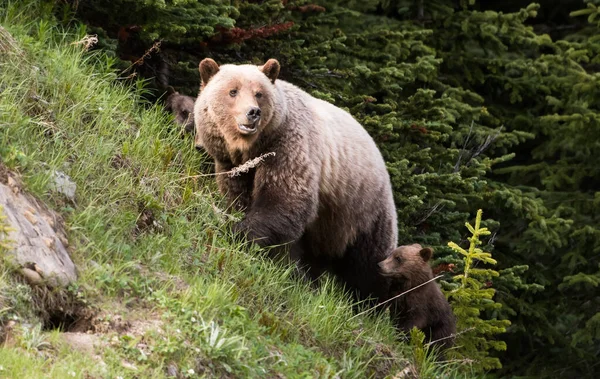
446,209,510,372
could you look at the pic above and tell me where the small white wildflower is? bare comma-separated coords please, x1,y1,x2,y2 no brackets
187,368,195,375
68,371,76,377
190,317,196,323
98,107,103,111
0,365,4,371
194,347,201,353
176,329,181,333
116,376,124,379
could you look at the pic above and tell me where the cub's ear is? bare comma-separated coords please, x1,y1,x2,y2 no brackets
260,59,280,83
166,86,176,95
419,247,433,262
199,58,220,86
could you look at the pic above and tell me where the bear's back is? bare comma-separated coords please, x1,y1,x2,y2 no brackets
275,80,397,257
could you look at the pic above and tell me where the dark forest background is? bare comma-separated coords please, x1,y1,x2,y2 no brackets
50,0,600,376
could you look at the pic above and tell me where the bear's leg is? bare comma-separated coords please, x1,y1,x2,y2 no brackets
428,317,456,353
331,215,394,314
289,235,329,285
333,240,390,313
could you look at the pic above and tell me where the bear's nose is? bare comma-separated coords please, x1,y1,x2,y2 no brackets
246,107,261,123
195,144,203,152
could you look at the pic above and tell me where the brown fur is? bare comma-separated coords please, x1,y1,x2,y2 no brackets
164,87,196,134
194,58,398,306
379,244,456,351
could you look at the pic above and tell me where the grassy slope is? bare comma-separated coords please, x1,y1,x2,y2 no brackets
0,3,460,378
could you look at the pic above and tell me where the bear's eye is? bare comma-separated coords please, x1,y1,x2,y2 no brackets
229,89,238,97
255,92,263,99
395,256,402,264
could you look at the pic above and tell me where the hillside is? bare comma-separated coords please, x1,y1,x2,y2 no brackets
0,5,457,379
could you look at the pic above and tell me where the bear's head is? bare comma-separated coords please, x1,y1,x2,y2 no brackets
378,244,434,285
164,87,195,133
196,58,284,152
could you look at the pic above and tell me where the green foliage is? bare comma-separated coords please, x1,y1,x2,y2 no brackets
447,210,510,372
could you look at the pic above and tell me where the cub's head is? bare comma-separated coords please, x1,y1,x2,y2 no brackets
165,87,195,133
196,58,282,151
378,244,434,284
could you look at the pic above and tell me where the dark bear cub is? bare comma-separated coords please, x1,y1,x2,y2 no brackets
378,244,456,352
164,86,196,134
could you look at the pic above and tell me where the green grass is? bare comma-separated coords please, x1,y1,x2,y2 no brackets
0,2,466,378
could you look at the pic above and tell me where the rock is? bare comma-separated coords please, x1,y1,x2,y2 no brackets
49,170,76,201
0,167,76,286
18,267,43,286
61,332,102,355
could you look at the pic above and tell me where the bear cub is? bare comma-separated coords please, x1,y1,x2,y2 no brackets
378,244,456,352
164,86,196,135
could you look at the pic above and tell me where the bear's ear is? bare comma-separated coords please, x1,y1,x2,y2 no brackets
199,58,220,86
166,86,176,95
260,59,280,84
419,247,433,262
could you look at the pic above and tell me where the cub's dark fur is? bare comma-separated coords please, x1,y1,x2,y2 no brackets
379,244,456,351
165,86,195,134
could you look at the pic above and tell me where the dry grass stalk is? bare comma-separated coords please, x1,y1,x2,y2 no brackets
228,152,276,177
0,26,23,56
71,34,98,51
170,152,277,184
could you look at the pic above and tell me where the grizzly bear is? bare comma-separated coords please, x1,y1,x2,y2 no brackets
194,58,397,306
165,86,196,135
378,244,456,351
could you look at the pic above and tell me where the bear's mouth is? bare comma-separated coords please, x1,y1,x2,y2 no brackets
238,122,258,135
378,269,396,277
377,262,394,276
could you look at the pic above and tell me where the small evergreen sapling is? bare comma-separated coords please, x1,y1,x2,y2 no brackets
447,209,510,372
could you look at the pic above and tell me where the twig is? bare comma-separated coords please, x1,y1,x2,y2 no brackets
415,201,444,225
349,275,443,320
454,120,474,173
168,152,276,184
119,40,162,76
469,126,503,161
425,327,475,348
